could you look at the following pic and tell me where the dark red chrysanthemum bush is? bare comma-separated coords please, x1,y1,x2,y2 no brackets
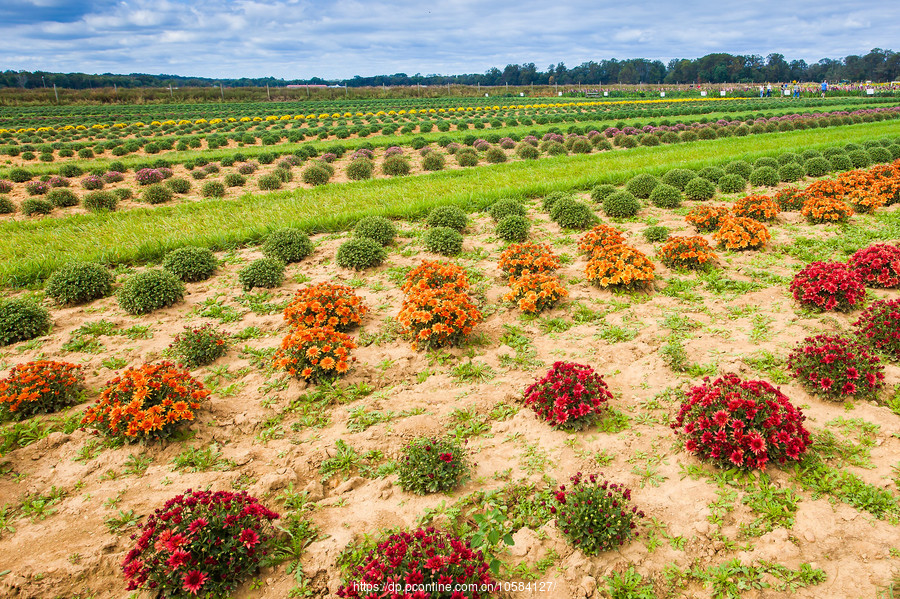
522,361,613,430
789,261,865,312
122,489,280,598
786,334,885,401
853,299,900,360
671,374,811,470
847,243,900,289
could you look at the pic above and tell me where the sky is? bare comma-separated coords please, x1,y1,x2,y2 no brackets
2,0,899,80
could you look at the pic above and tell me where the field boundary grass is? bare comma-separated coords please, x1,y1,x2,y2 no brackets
3,119,900,289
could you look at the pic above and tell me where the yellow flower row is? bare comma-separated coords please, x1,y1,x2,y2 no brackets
0,97,740,135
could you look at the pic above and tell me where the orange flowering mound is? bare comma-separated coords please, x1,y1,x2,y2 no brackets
577,224,626,256
774,186,805,211
836,168,876,192
0,360,83,418
397,286,483,350
800,196,854,224
498,242,560,278
585,244,655,289
401,260,469,294
872,174,900,206
732,194,779,222
845,188,887,214
658,236,717,270
283,282,368,331
801,178,847,200
504,272,568,314
81,362,209,442
685,205,730,233
712,217,771,251
273,326,356,382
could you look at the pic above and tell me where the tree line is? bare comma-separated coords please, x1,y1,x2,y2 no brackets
3,49,899,90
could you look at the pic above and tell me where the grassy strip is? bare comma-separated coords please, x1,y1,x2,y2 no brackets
3,120,900,288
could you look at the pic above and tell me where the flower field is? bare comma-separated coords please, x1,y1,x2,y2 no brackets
1,93,900,599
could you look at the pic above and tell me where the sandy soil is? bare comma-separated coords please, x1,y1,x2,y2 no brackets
0,195,898,598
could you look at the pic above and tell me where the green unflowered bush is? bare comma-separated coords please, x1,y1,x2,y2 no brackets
603,191,641,218
346,158,375,180
778,152,801,165
661,169,696,191
625,173,659,199
397,436,470,495
46,263,113,305
724,160,752,180
684,177,716,201
142,183,173,205
201,181,225,198
302,164,331,185
424,227,464,256
169,323,228,368
868,146,892,164
749,166,779,187
0,298,51,346
718,174,747,193
0,196,14,214
382,155,411,176
83,191,117,212
426,205,467,231
8,168,32,183
238,258,284,291
262,228,313,263
515,142,540,160
847,150,872,169
47,188,78,208
778,162,805,183
257,174,282,190
496,215,531,241
649,183,683,208
698,166,725,183
590,184,618,203
422,152,445,171
21,198,52,216
162,246,217,282
550,198,596,229
337,238,387,270
488,198,526,221
455,151,478,167
353,216,397,246
166,177,191,193
117,269,185,315
643,226,670,242
804,157,832,177
829,154,853,171
753,157,779,170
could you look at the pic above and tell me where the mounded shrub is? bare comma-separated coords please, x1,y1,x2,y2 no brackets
302,163,331,185
649,183,683,208
732,194,779,222
853,299,900,360
162,246,217,282
142,183,173,204
643,225,669,243
397,286,482,350
488,198,526,221
658,236,716,270
724,160,752,180
421,152,445,172
717,173,747,193
713,216,770,250
698,166,725,183
585,244,654,289
201,181,225,198
847,244,900,288
0,298,51,346
804,156,832,177
353,215,397,246
381,155,411,177
83,191,117,212
336,237,387,269
424,226,463,256
590,184,618,203
686,205,731,232
257,174,282,190
790,261,865,311
496,214,531,242
169,323,228,368
847,150,872,168
117,269,185,315
238,258,285,291
829,154,853,171
46,262,113,305
426,205,467,231
498,242,560,277
515,142,540,159
0,196,15,214
868,146,891,164
261,228,313,263
21,198,52,216
523,361,612,430
484,147,507,163
166,177,191,193
8,168,32,183
0,360,83,418
672,373,811,469
684,177,716,201
283,282,368,331
224,173,245,187
625,173,659,199
550,198,596,229
787,335,885,401
47,188,78,207
603,190,641,218
749,166,779,187
661,168,696,191
397,436,470,495
778,162,805,183
346,158,375,180
455,150,478,167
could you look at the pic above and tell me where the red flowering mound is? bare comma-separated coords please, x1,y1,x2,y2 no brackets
577,223,626,256
853,299,900,360
397,286,482,350
847,243,900,288
523,361,613,430
122,489,280,598
81,362,209,441
273,326,356,382
497,242,560,278
671,373,811,470
789,261,865,312
283,282,369,330
0,360,83,418
336,528,495,599
787,334,885,401
401,260,469,295
657,236,717,270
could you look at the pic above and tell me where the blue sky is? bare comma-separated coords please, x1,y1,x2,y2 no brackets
2,0,899,79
